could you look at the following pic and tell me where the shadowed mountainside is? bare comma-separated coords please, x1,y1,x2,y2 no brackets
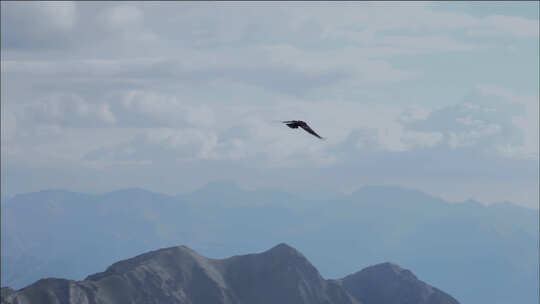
2,243,459,304
338,263,459,304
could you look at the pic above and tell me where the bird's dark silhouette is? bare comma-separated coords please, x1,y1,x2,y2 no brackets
282,120,325,140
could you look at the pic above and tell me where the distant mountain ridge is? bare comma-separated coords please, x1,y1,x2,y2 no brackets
1,243,459,304
1,184,538,304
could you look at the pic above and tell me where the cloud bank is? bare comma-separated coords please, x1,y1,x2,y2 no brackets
1,2,538,207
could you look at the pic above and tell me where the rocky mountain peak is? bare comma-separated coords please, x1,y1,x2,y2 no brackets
3,244,459,304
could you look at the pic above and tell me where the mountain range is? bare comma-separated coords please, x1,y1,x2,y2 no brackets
1,243,459,304
1,182,538,303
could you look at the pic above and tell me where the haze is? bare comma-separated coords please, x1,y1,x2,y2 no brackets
1,2,538,208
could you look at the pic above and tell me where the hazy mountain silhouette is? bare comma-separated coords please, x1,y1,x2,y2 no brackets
1,184,538,303
2,243,459,304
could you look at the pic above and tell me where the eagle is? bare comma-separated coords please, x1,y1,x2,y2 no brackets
281,120,325,140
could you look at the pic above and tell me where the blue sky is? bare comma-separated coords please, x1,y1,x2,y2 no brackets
1,1,538,208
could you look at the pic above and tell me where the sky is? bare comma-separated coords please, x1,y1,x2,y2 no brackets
1,1,539,208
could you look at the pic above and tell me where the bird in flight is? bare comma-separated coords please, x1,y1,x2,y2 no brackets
281,120,325,140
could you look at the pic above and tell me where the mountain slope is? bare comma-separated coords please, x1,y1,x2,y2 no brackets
2,185,537,303
2,244,460,304
339,263,459,304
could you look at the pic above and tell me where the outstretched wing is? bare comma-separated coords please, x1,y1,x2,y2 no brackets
299,122,324,139
282,120,301,129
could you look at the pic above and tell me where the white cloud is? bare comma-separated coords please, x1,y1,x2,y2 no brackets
474,85,539,159
2,44,412,95
1,1,76,49
402,130,443,149
119,91,215,128
94,5,157,44
407,85,538,159
448,123,502,148
287,3,537,43
16,93,116,127
482,14,539,38
82,127,220,168
1,3,537,207
100,5,143,30
35,1,76,31
67,95,435,168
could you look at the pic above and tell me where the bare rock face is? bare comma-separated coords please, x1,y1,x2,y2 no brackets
2,244,459,304
339,262,460,304
218,243,357,304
